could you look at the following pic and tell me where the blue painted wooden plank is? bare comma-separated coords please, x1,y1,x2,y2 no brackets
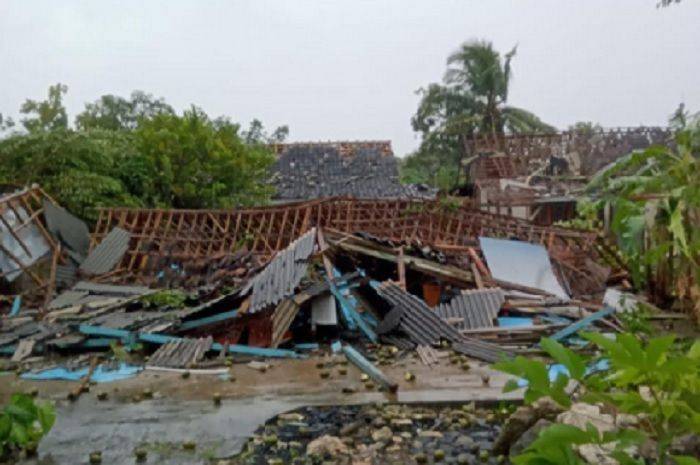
0,345,15,355
549,307,616,342
331,340,342,353
294,343,319,351
80,338,115,348
211,341,302,359
329,285,378,343
178,310,238,332
79,325,131,339
361,311,379,328
78,324,301,359
138,333,181,345
342,344,397,392
327,279,356,330
10,296,21,317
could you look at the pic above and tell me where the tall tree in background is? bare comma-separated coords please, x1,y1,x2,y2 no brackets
0,85,283,220
403,40,554,190
135,107,275,209
19,83,69,132
75,91,174,131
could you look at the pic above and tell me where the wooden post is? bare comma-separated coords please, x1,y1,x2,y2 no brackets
397,246,406,290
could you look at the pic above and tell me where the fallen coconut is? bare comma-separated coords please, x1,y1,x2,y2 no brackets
134,448,147,462
182,441,196,451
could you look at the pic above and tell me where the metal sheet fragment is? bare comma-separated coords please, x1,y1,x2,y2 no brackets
80,227,130,275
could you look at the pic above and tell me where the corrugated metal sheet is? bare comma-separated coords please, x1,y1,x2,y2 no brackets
0,205,51,281
242,228,316,313
72,281,149,296
480,237,569,299
79,227,130,275
55,263,78,288
380,334,415,351
376,282,506,363
87,311,169,330
377,282,462,345
147,337,213,368
43,200,90,260
435,288,504,331
48,290,88,310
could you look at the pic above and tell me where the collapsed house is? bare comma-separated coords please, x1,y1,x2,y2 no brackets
269,141,436,202
464,127,672,225
2,188,628,386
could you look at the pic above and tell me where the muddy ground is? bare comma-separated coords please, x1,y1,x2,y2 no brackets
1,351,517,403
1,351,521,465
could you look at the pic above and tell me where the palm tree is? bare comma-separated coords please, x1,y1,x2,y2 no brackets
444,40,554,141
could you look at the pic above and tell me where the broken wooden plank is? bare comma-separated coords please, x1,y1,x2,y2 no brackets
549,306,616,341
11,339,36,362
328,237,473,285
342,344,398,392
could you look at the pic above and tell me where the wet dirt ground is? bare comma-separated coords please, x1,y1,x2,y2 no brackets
1,352,521,465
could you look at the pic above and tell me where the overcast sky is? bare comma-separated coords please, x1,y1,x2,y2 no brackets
1,0,698,156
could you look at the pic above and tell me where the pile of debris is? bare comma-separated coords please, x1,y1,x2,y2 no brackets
1,185,632,389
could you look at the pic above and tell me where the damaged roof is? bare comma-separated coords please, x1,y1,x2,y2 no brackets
241,227,317,313
269,141,436,200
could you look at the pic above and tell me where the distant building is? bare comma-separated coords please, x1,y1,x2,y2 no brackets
269,140,436,202
463,127,672,225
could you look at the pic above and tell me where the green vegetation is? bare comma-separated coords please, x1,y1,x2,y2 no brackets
402,40,554,190
585,112,700,319
1,393,56,460
493,332,700,464
0,84,286,222
140,289,188,309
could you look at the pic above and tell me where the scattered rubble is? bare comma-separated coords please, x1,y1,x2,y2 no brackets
0,182,650,390
232,403,509,465
2,175,686,465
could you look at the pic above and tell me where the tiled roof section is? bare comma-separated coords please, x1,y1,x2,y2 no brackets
271,140,394,158
270,141,435,200
241,228,317,313
79,227,130,276
434,288,504,331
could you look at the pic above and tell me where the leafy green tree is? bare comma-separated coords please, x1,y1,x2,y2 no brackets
568,121,603,135
242,118,289,144
1,84,283,220
134,107,275,208
407,40,554,189
19,83,69,132
75,90,174,131
0,113,15,133
586,114,700,317
444,41,554,137
0,129,145,221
